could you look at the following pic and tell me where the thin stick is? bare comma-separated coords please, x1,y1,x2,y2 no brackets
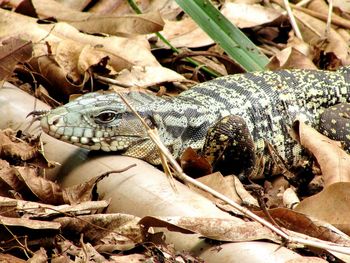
283,0,303,40
94,75,133,88
325,0,333,38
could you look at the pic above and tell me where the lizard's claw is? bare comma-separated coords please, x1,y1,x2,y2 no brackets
26,110,49,120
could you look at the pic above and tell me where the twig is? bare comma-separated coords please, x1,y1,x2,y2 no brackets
283,0,303,40
295,0,313,6
116,91,177,189
274,0,350,30
325,0,333,38
94,75,133,88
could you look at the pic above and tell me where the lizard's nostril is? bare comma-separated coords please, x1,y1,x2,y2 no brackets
47,115,62,127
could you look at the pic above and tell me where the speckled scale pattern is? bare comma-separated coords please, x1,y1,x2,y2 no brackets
40,67,350,166
150,67,350,165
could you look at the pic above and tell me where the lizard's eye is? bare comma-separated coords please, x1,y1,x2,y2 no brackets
94,111,117,124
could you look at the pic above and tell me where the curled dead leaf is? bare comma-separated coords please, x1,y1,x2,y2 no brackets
139,216,278,242
0,129,38,161
17,166,65,205
295,182,350,236
293,121,350,186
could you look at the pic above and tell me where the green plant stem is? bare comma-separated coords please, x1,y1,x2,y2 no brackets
127,0,221,77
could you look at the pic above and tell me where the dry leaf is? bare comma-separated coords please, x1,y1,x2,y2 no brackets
68,12,164,36
27,248,48,263
0,129,38,161
29,56,82,97
0,214,60,230
0,9,175,76
115,65,186,87
11,0,165,36
157,18,214,48
0,37,32,81
190,172,242,204
109,254,147,263
53,39,85,84
139,216,278,242
221,3,282,28
293,121,350,186
17,166,65,205
334,0,350,12
76,242,107,262
0,159,22,196
268,47,317,70
293,9,350,65
0,253,26,263
0,195,109,219
295,182,350,236
55,213,143,243
180,147,212,177
255,207,350,245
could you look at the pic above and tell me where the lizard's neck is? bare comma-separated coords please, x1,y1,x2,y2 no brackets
146,96,213,158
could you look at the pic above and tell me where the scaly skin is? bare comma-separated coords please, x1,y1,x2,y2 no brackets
38,67,350,167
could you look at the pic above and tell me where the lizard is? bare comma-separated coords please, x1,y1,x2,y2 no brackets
32,67,350,177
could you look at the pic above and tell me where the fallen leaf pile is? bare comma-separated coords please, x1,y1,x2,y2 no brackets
0,128,205,261
1,0,350,262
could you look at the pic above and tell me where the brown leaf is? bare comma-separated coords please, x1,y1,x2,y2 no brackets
157,18,214,48
27,247,47,263
0,129,38,161
109,254,147,262
334,0,350,12
69,12,164,36
0,160,28,198
180,147,212,178
55,213,143,244
221,3,283,28
0,37,33,81
139,216,278,242
293,9,350,65
0,214,60,230
62,171,109,204
26,0,164,35
17,166,65,205
0,253,26,263
29,56,82,98
52,39,85,84
51,39,112,90
77,242,107,262
15,0,37,18
0,196,109,219
295,182,350,236
255,207,350,245
0,9,185,92
115,65,186,87
293,121,350,186
268,47,317,70
189,172,259,211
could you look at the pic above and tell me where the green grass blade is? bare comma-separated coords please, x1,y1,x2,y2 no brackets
175,0,269,71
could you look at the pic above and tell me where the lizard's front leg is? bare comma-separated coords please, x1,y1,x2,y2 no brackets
201,115,256,178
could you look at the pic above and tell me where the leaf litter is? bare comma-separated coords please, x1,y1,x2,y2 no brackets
1,0,350,261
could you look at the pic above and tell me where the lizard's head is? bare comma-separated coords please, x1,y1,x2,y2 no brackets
37,92,155,152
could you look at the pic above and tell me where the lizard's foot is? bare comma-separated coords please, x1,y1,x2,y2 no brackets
201,115,256,179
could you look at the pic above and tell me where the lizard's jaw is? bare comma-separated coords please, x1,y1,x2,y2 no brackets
39,113,143,152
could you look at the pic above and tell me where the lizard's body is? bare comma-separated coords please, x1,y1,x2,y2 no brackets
38,67,350,173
